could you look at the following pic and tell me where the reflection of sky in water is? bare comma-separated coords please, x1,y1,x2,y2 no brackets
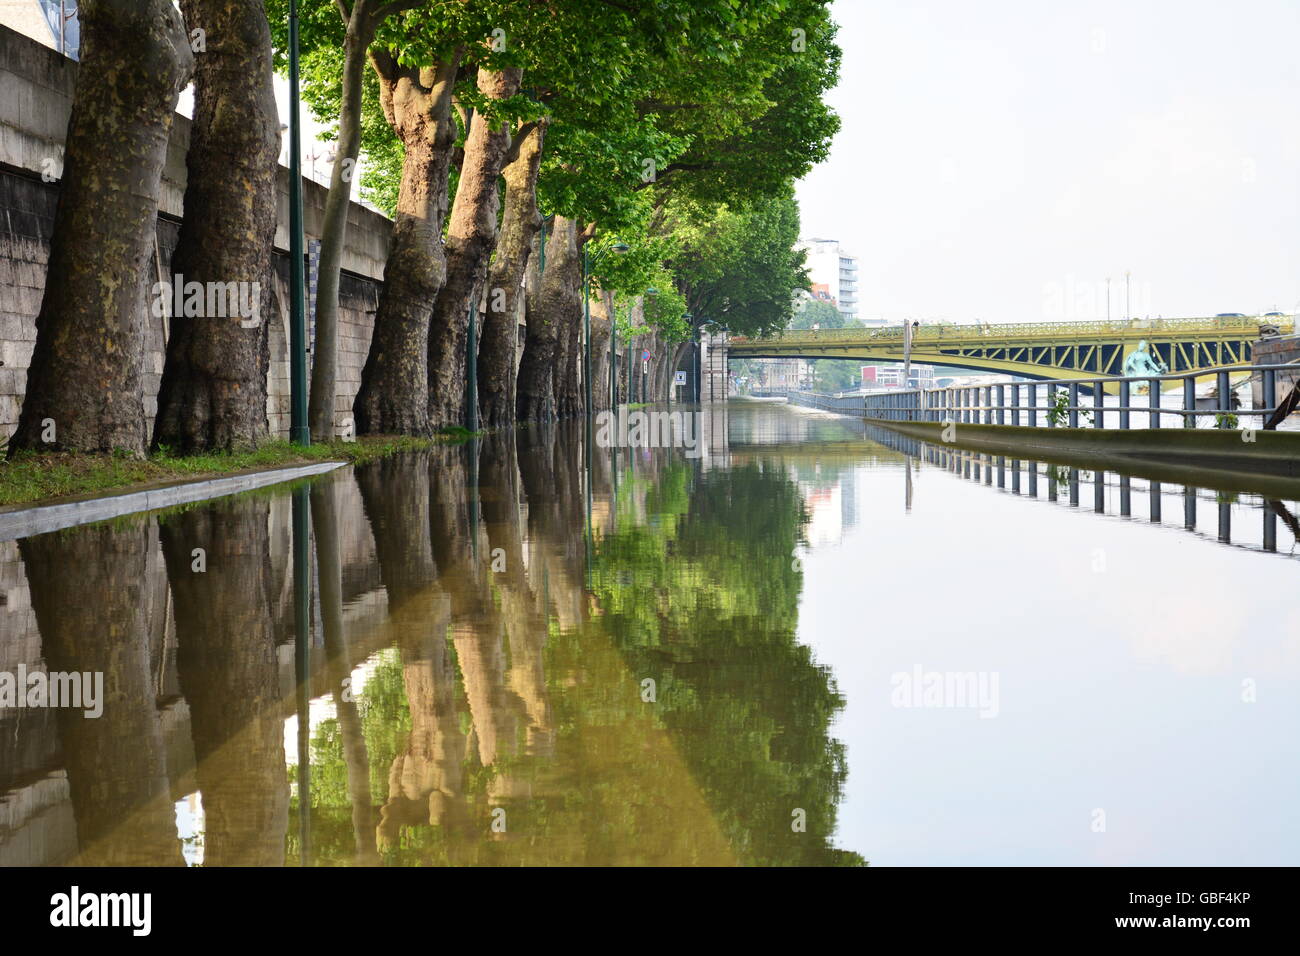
792,446,1300,865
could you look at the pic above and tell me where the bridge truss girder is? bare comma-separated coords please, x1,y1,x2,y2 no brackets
729,335,1263,382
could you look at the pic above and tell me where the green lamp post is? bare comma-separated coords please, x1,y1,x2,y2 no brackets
287,0,309,446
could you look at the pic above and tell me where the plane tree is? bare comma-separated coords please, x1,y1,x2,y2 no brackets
154,0,282,454
10,1,194,457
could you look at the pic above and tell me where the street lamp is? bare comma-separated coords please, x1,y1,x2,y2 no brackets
583,241,629,417
287,0,309,446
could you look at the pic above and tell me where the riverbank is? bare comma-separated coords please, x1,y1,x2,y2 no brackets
0,435,442,508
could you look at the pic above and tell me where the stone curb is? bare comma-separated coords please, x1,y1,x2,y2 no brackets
0,461,347,542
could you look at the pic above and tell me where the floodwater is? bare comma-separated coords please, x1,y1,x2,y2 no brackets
0,401,1296,866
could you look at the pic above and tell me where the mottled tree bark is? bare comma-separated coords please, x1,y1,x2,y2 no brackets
427,67,522,429
590,315,612,411
354,51,461,437
477,119,546,428
20,523,184,866
308,0,424,439
556,280,583,418
161,496,288,866
153,0,278,453
517,217,580,423
589,289,616,411
10,1,193,457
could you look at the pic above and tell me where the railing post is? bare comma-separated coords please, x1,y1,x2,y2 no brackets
1183,374,1196,429
1027,383,1036,427
1264,368,1277,427
1093,381,1105,428
1119,379,1130,429
1010,383,1020,426
1216,370,1231,428
1046,383,1055,428
1068,382,1079,428
996,384,1005,425
1149,378,1161,428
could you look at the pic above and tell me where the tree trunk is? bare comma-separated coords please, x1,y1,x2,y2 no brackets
517,218,579,423
477,119,545,428
557,284,583,418
590,289,616,410
308,5,375,441
354,51,461,436
537,219,582,418
9,1,193,457
590,312,612,412
153,0,278,453
427,67,522,429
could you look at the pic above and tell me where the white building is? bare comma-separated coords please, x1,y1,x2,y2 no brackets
797,238,859,325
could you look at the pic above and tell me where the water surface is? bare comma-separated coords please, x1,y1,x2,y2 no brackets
1,401,1295,865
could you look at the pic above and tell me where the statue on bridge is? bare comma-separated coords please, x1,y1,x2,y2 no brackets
1122,340,1168,378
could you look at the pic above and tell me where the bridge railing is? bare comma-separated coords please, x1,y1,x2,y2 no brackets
730,315,1290,347
785,363,1298,430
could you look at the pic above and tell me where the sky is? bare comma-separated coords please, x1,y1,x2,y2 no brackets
796,0,1300,326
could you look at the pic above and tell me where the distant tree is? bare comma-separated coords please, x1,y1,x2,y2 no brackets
811,360,859,392
665,193,808,338
790,297,843,331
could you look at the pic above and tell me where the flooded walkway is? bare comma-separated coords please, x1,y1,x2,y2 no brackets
0,402,1295,865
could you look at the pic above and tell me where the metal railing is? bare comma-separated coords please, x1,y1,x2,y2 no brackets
784,363,1298,430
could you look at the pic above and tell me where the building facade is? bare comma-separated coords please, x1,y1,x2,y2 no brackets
797,238,859,325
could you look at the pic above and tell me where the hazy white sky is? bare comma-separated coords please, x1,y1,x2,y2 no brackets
797,0,1300,325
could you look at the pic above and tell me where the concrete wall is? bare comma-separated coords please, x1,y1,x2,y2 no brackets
0,23,392,440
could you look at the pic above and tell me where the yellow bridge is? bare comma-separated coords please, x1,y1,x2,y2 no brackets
728,316,1292,381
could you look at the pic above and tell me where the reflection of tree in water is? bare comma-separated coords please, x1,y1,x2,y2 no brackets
299,447,861,866
593,461,861,866
161,495,288,866
21,521,184,866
